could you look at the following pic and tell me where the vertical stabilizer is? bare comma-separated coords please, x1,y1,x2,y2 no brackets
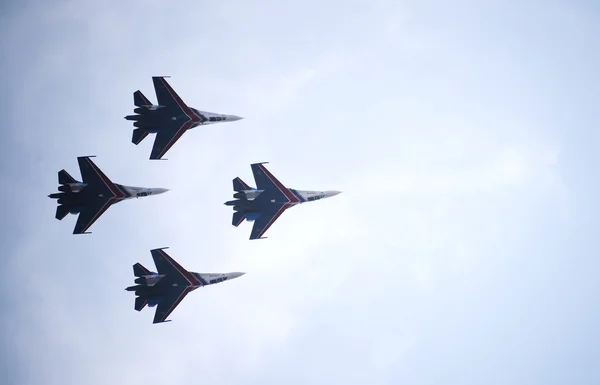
132,128,149,145
133,263,151,277
233,177,251,192
135,296,148,311
58,169,77,185
232,211,246,227
55,205,69,220
134,90,151,107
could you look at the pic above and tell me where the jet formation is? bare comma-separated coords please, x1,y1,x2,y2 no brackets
50,76,341,323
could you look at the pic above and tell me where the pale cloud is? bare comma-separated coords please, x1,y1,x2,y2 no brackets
242,68,318,113
2,1,599,385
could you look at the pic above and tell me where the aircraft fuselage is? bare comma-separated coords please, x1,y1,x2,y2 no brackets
225,189,341,222
49,182,168,215
125,105,242,133
126,271,245,299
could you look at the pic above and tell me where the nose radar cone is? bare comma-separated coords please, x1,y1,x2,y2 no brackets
328,191,342,197
230,272,246,279
154,188,169,195
229,115,243,121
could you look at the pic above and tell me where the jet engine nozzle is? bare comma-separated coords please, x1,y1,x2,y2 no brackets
58,185,71,193
135,274,166,287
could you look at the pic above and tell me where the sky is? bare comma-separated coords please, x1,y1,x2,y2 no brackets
1,0,599,384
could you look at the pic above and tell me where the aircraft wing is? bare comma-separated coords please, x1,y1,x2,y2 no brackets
150,248,203,286
77,156,125,197
152,285,195,324
149,126,193,160
72,202,114,234
147,77,206,160
248,203,293,240
250,163,300,204
152,77,192,115
149,248,203,323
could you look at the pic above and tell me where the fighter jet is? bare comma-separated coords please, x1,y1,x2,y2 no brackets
224,162,341,240
48,156,168,234
126,248,245,324
124,76,243,160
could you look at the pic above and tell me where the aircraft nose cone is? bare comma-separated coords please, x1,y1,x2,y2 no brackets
229,115,243,121
154,188,169,195
229,272,246,279
327,190,342,197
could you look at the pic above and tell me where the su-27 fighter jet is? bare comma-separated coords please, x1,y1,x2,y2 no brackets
126,248,245,324
225,162,341,240
48,156,168,234
125,76,243,160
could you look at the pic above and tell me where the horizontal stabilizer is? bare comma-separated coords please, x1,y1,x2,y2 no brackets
134,90,152,107
135,296,148,311
132,128,149,145
133,262,151,277
55,205,69,220
232,211,246,227
58,169,77,185
233,177,251,192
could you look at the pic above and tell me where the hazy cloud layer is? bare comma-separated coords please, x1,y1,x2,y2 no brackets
1,1,599,384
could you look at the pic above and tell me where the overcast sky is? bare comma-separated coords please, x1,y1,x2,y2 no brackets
1,1,599,384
